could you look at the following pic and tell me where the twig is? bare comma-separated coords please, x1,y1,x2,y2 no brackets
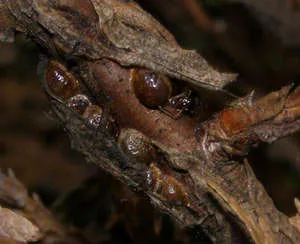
1,0,300,242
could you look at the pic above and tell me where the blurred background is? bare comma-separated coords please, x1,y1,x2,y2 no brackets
1,0,300,243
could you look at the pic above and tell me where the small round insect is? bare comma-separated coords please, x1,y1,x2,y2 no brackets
82,105,104,126
130,69,193,118
45,60,81,100
118,128,156,165
83,105,119,137
66,94,92,115
146,164,190,206
130,69,172,109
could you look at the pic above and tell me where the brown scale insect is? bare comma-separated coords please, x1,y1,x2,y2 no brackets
130,68,193,119
146,163,190,206
82,105,119,137
45,60,81,100
146,164,211,224
118,129,156,165
130,68,172,108
42,60,119,137
66,94,92,115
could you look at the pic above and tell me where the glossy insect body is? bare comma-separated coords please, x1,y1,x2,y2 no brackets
118,129,156,165
130,69,194,118
131,68,172,109
42,60,119,137
146,164,190,206
45,60,81,100
83,105,119,137
67,94,92,115
83,105,105,126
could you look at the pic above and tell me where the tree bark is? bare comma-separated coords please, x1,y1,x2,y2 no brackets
1,0,300,243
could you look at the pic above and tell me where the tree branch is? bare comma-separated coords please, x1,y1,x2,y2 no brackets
200,84,300,157
0,170,85,243
1,0,300,243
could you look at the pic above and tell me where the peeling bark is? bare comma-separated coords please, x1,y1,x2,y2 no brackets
1,0,300,243
0,170,86,243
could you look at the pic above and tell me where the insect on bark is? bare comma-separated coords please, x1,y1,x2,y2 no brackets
130,68,194,119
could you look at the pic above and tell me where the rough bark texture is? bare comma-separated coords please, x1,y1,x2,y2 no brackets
0,170,86,243
1,0,300,243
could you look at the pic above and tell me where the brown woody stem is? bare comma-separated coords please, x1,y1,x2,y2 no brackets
1,0,300,243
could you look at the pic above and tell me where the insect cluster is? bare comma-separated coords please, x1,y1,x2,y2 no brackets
43,60,194,210
44,60,119,137
118,128,193,209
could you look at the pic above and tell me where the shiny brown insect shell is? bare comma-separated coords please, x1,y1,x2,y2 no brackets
118,129,156,165
83,105,119,137
146,164,189,206
131,69,172,108
161,176,189,205
66,94,92,115
46,60,80,100
82,105,105,128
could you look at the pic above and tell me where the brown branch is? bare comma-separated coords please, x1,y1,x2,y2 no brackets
79,58,300,244
201,84,300,157
0,170,86,243
1,0,300,243
0,206,42,243
5,0,236,91
46,59,238,243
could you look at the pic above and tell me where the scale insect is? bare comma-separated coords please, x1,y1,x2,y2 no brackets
130,68,195,118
